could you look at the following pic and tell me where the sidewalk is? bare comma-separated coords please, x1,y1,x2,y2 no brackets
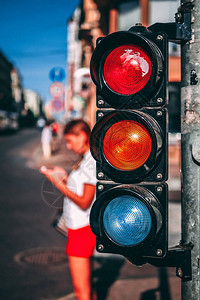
30,134,181,300
29,135,80,173
54,258,181,300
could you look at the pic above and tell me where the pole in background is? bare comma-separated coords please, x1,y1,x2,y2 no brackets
181,0,200,299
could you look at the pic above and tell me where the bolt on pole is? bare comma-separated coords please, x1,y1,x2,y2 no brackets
181,0,200,298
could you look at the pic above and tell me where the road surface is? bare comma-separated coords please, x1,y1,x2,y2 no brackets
0,128,181,300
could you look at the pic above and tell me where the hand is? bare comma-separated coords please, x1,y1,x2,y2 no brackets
40,166,68,186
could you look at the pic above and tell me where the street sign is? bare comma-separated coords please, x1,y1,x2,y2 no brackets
49,67,65,82
50,98,64,112
49,82,65,98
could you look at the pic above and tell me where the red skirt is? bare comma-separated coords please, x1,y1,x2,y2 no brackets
66,225,96,258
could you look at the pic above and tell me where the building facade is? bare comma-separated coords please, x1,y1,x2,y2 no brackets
66,0,181,199
0,51,24,130
66,0,181,129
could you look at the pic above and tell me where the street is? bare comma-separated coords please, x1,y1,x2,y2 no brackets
0,129,72,300
0,128,181,300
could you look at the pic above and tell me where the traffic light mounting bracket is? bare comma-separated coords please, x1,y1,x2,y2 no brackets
95,180,192,281
147,3,192,43
127,243,193,282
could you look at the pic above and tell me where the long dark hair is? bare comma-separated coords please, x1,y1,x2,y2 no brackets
64,119,91,138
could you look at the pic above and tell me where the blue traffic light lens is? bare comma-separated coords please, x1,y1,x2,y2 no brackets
103,195,152,246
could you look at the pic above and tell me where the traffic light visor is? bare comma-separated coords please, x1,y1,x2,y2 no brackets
103,120,152,171
103,45,152,95
103,195,152,246
90,110,167,183
90,184,168,257
90,30,167,108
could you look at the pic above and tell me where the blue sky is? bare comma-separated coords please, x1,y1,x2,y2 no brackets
0,0,80,104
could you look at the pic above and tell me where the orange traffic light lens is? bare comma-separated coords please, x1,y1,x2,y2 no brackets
103,45,152,95
103,120,152,170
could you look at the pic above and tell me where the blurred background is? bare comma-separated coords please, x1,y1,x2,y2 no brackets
0,1,182,299
0,0,181,198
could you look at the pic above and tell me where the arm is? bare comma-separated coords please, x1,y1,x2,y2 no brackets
56,182,96,210
40,166,68,185
40,167,95,210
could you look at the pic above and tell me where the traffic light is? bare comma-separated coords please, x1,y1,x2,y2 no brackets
90,26,167,109
90,25,168,264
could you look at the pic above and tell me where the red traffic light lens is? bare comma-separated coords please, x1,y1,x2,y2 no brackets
103,120,152,171
103,45,152,95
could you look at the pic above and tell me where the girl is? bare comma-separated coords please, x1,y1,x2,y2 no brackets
41,119,96,300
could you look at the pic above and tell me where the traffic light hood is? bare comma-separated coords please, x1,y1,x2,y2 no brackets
90,183,168,258
90,109,167,183
90,29,167,109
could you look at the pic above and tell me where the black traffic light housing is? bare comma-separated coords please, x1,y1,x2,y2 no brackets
89,22,192,281
90,24,168,262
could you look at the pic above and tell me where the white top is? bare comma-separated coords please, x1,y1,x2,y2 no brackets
63,151,96,229
41,126,52,144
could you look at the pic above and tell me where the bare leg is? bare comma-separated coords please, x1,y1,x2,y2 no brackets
68,255,96,300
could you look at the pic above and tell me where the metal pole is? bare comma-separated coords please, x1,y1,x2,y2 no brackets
181,0,200,298
140,0,149,27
